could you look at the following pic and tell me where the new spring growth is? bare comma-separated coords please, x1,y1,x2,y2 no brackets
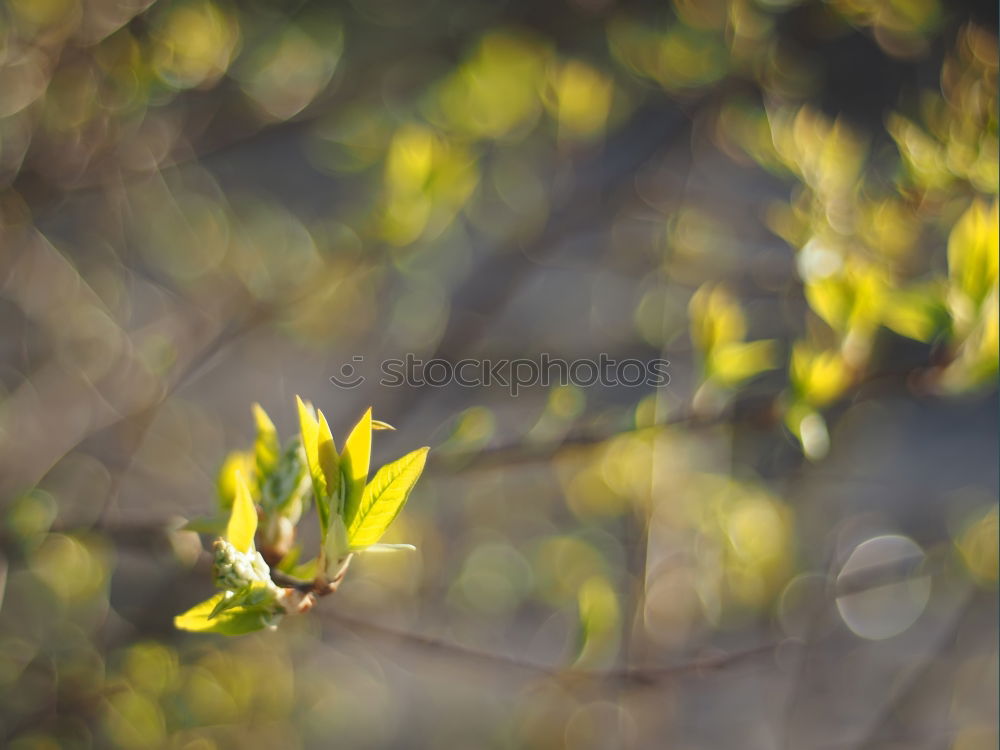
175,398,429,635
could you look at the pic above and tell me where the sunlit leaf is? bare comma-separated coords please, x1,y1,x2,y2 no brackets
939,290,1000,391
348,446,428,549
883,283,950,342
371,419,396,431
710,340,777,386
252,403,280,478
948,199,999,309
316,410,340,533
208,582,276,619
174,593,274,635
341,407,373,528
790,343,852,407
689,284,746,355
226,472,258,554
217,450,252,510
805,275,852,333
296,395,327,501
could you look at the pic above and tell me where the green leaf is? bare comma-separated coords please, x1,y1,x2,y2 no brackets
709,339,777,386
296,395,328,502
348,446,428,549
259,437,308,517
790,343,851,408
341,408,373,528
323,516,350,577
883,283,950,342
689,284,746,355
286,556,319,581
174,593,274,635
948,199,999,308
209,582,276,619
226,472,258,554
275,545,301,572
252,403,280,478
316,410,340,534
216,450,252,510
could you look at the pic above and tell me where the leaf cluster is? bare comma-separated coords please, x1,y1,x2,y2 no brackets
175,398,428,634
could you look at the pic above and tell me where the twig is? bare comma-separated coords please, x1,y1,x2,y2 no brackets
322,608,785,688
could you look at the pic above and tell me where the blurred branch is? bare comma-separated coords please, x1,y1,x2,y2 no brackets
43,517,959,693
428,367,922,474
322,608,785,688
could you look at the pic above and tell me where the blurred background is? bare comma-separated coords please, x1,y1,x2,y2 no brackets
0,0,997,747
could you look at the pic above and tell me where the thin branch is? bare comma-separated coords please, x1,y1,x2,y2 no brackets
426,367,924,474
322,608,785,688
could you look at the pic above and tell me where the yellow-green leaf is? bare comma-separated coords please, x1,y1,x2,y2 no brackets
296,395,327,501
790,342,852,407
709,339,777,386
348,446,428,548
217,450,252,510
174,593,272,635
883,283,949,342
287,556,319,581
341,408,373,528
323,516,350,577
804,275,852,333
316,410,340,531
226,472,258,554
252,403,280,477
948,199,999,308
689,284,746,354
372,419,396,431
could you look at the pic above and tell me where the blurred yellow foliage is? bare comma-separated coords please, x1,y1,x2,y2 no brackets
574,576,621,668
790,342,853,408
956,505,999,587
152,1,239,89
545,60,614,141
948,200,999,316
380,124,478,245
435,31,549,138
690,283,776,391
608,17,728,91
